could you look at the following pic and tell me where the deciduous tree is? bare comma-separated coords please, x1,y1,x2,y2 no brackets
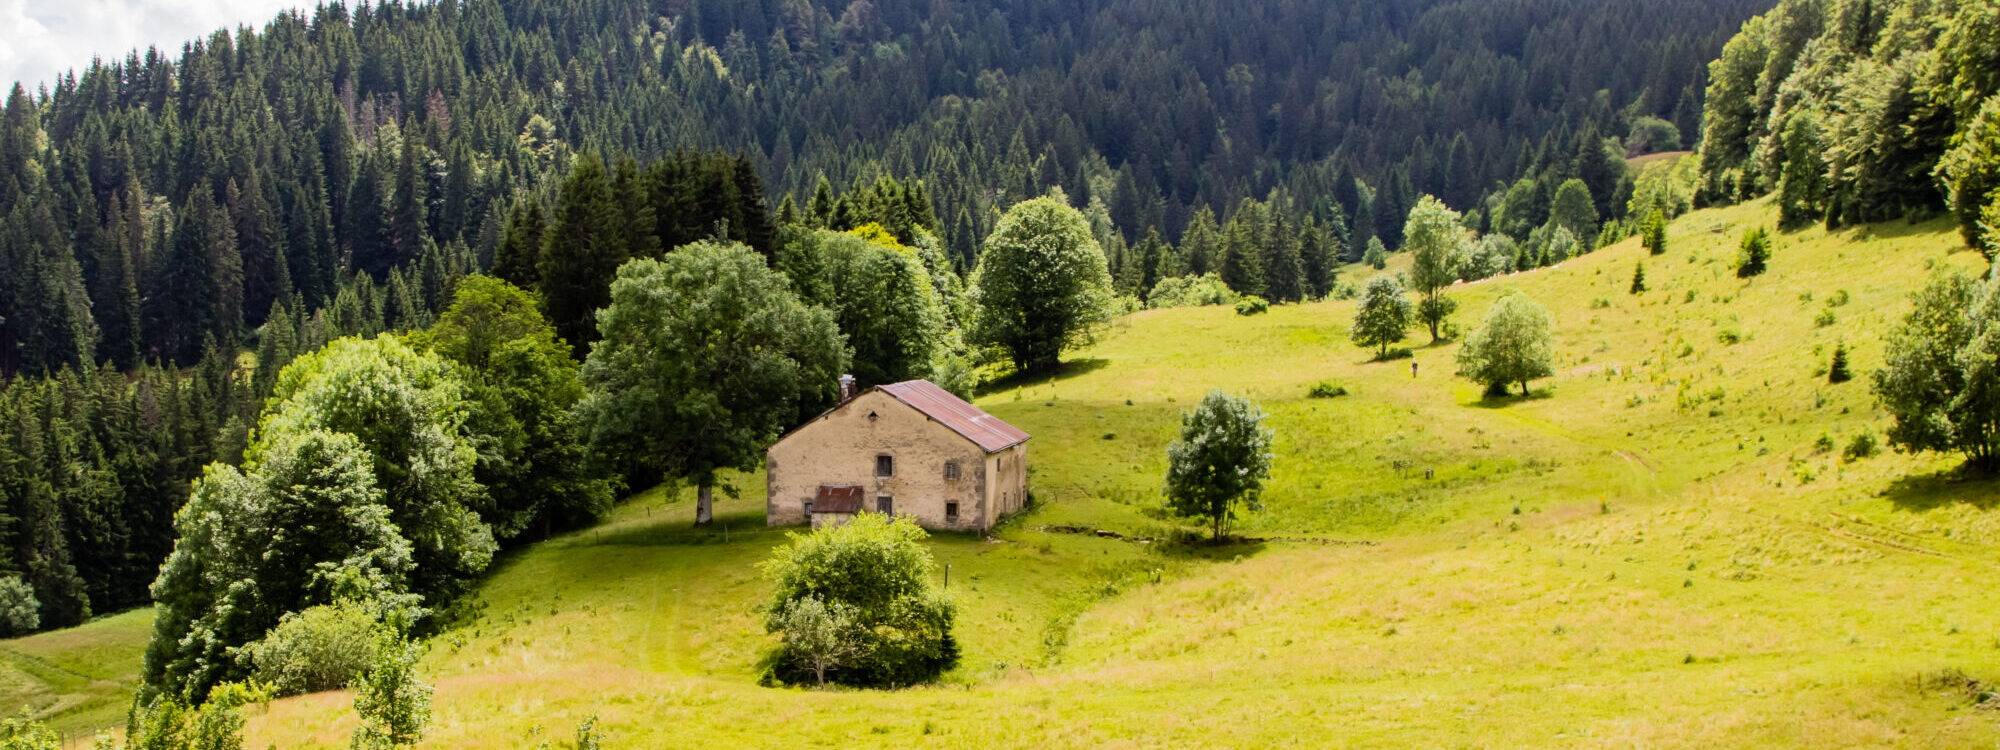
968,197,1114,374
1455,292,1555,397
579,242,847,525
1164,390,1274,541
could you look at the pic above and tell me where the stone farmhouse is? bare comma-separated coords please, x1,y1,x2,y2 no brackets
766,377,1029,531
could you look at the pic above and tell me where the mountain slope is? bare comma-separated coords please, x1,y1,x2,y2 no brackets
172,200,2000,747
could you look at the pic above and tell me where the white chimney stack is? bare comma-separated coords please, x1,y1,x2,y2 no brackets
839,374,856,403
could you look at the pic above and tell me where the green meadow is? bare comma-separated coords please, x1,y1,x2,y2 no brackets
10,198,2000,747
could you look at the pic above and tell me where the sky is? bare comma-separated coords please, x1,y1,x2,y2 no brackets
1,0,310,92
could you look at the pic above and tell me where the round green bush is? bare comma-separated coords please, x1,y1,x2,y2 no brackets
245,602,388,696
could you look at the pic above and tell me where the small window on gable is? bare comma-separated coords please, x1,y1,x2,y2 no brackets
945,501,959,522
943,460,960,480
876,454,894,477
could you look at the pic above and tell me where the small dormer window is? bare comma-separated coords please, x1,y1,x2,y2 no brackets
876,454,894,477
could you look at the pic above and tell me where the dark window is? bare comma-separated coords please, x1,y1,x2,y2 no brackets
803,500,814,516
877,495,894,515
943,460,960,480
876,454,894,477
945,501,959,522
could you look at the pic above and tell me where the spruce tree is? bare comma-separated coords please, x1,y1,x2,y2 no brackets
1828,344,1851,384
538,154,625,356
493,200,546,290
1630,262,1647,294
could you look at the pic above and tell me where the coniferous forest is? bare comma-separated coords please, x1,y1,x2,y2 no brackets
0,0,1816,636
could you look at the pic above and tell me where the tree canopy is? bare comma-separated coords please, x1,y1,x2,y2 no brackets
1352,275,1414,358
1455,292,1556,397
1164,391,1275,541
578,242,847,525
1873,271,2000,471
761,514,957,687
1404,196,1467,342
969,197,1114,374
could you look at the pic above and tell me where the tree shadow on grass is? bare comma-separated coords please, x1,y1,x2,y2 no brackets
1463,386,1555,409
1152,534,1270,562
1882,465,2000,513
588,508,778,546
977,358,1111,395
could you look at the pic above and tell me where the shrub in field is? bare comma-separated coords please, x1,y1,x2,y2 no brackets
246,601,387,696
1234,296,1269,316
761,514,957,687
1307,381,1349,398
1737,227,1771,277
1148,273,1239,309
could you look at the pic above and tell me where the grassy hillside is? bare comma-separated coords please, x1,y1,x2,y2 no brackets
15,199,2000,747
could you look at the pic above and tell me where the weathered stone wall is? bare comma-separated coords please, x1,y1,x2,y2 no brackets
767,390,1017,531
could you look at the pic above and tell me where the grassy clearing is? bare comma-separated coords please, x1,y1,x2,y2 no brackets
14,198,2000,747
0,608,153,738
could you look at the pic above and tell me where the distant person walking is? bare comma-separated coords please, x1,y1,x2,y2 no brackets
1411,358,1419,378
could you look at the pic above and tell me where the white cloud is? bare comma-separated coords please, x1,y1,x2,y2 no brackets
0,0,311,92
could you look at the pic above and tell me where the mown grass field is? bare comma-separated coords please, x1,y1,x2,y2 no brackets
10,198,2000,747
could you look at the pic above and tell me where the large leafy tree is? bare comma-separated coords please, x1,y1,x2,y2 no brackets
760,513,957,687
1164,390,1274,541
260,336,495,603
969,197,1114,374
1455,291,1555,397
1873,271,2000,471
1403,195,1466,342
1546,179,1599,246
782,228,948,388
579,241,847,525
408,276,612,541
143,429,412,701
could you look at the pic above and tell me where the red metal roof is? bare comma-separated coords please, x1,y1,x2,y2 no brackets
878,380,1031,453
813,485,865,514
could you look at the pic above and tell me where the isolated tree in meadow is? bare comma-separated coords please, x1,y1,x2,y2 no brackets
351,636,433,750
969,197,1114,374
1351,275,1413,358
1403,196,1465,342
1828,343,1852,384
761,514,957,687
1630,263,1647,294
1873,271,2000,470
1455,291,1555,397
1363,236,1388,269
579,241,848,525
1164,390,1275,541
1641,209,1668,255
1737,226,1771,277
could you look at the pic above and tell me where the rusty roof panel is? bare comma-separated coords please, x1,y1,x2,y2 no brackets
813,485,865,514
878,380,1031,453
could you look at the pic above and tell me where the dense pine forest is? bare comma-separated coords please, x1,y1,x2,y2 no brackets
0,0,1783,635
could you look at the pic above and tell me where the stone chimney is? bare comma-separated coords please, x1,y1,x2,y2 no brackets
838,374,856,404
